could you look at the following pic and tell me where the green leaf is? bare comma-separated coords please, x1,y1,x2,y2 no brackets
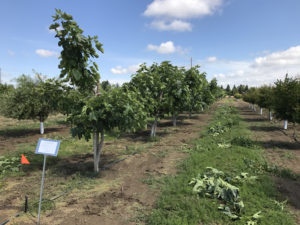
72,69,81,81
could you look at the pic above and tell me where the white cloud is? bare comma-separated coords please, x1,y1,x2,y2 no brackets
35,49,58,57
210,45,300,87
147,41,187,54
111,64,141,75
144,0,222,19
107,78,130,85
207,56,217,62
144,0,223,31
7,50,15,56
252,46,300,68
151,20,192,32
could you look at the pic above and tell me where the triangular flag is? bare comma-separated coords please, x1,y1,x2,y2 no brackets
21,154,30,164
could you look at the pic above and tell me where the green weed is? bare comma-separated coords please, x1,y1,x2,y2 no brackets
146,105,296,225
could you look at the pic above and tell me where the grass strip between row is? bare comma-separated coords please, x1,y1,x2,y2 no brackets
146,103,296,225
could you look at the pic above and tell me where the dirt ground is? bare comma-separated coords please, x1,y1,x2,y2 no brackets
236,100,300,223
1,107,215,225
2,100,299,225
0,115,69,156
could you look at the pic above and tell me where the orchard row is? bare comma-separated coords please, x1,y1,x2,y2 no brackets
242,75,300,129
0,9,224,172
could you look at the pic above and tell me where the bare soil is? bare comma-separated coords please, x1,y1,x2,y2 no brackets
0,115,69,156
236,100,300,223
1,107,215,225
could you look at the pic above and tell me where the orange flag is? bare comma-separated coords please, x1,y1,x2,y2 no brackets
21,154,30,164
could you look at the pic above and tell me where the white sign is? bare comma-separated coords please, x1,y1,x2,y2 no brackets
35,138,60,156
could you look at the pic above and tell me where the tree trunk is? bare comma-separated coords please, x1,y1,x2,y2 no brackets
292,123,298,142
260,108,263,115
283,120,288,130
269,109,273,121
40,117,44,134
93,131,104,173
253,105,256,112
172,113,177,127
151,115,158,138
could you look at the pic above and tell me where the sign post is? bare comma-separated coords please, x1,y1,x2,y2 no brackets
35,138,60,225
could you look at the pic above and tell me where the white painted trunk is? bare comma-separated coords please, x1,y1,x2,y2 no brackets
260,108,263,115
172,114,177,127
284,120,288,130
269,110,273,121
93,131,104,173
40,122,44,134
150,115,158,137
253,105,256,112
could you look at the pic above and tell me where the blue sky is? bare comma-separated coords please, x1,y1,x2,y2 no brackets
1,0,300,87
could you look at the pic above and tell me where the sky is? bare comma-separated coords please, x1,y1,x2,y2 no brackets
1,0,300,87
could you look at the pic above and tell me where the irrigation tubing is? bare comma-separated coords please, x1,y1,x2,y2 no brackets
0,150,138,225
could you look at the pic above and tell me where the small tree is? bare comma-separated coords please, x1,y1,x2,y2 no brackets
129,62,167,137
225,84,231,95
0,83,14,110
256,85,274,119
68,87,147,172
231,85,238,96
51,9,105,172
184,66,207,117
273,75,300,129
51,10,147,172
0,74,63,133
161,62,190,127
243,87,258,111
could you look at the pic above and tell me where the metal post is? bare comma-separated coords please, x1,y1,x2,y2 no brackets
24,196,28,213
37,155,47,225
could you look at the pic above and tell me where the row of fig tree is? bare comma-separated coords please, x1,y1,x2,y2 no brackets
0,10,224,172
242,75,300,129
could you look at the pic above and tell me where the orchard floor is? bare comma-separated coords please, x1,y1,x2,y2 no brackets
0,105,216,225
1,99,300,225
235,99,300,224
0,114,69,156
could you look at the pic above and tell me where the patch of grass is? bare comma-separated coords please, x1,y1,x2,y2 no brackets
0,114,66,134
147,136,161,142
281,152,295,160
124,145,145,155
28,198,56,216
231,136,257,148
150,149,168,158
147,105,296,225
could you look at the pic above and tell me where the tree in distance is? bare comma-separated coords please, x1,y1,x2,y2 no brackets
273,75,300,129
0,74,63,134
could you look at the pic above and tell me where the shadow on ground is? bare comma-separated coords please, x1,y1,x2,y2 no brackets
0,127,66,138
257,140,300,150
275,177,300,209
249,126,282,132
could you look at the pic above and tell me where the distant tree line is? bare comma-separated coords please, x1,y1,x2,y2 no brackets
222,84,249,98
